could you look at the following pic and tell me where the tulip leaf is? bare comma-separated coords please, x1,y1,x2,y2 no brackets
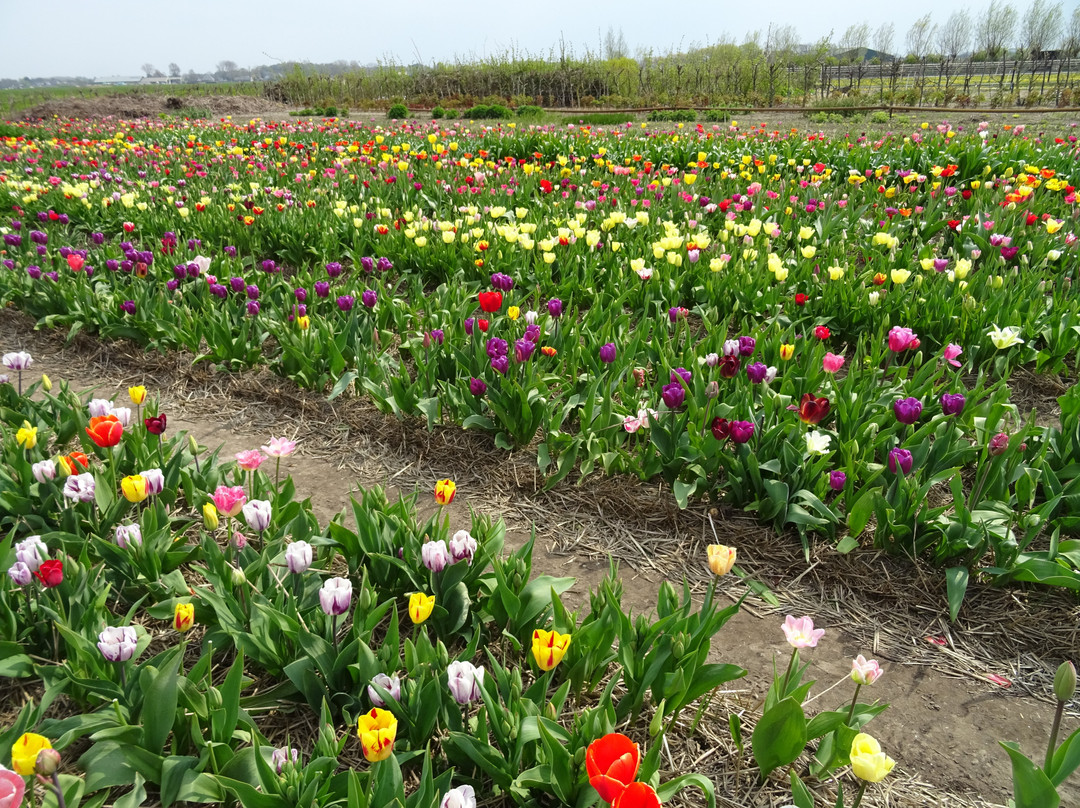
113,773,147,808
328,370,358,401
1000,741,1060,808
846,489,875,537
789,770,815,808
1049,726,1080,786
141,646,182,752
657,773,716,808
945,566,969,622
751,696,807,779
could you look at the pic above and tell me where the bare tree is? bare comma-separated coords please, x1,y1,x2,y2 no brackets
874,22,895,58
168,62,181,78
763,23,798,103
978,0,1017,58
216,60,239,78
1022,0,1063,57
838,22,870,91
140,63,159,77
937,10,970,95
874,22,898,102
907,14,936,104
1067,4,1080,56
603,26,628,60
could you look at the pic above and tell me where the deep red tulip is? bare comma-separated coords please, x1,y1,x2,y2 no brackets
586,733,639,804
718,355,740,379
798,394,831,425
145,414,167,435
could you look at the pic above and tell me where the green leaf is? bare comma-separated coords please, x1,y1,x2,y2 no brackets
141,648,182,751
835,536,859,554
114,773,147,808
1049,726,1080,786
656,773,715,808
328,370,358,401
847,489,875,537
729,713,743,754
945,567,969,622
673,479,696,509
751,697,807,779
790,770,815,808
1000,742,1060,808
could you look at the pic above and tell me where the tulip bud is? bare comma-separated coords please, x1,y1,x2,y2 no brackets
545,701,558,720
988,432,1010,456
1054,661,1076,702
229,565,246,586
35,748,61,776
188,434,200,456
649,700,666,737
41,374,52,392
202,503,218,531
705,381,719,399
208,686,223,710
359,585,374,612
573,746,585,767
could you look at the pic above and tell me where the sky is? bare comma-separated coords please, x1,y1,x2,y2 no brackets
0,0,1011,79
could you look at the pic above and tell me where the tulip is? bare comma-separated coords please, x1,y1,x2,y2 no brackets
285,540,313,573
202,503,219,530
718,355,740,378
706,544,736,575
440,785,477,808
435,479,456,505
599,343,617,364
1054,661,1076,702
797,393,830,425
0,764,25,808
361,289,377,308
88,398,113,418
988,432,1010,456
144,414,167,435
612,782,662,808
822,352,845,373
140,468,164,495
86,414,123,447
805,430,832,455
97,625,138,662
447,660,485,704
670,367,692,385
243,499,272,532
174,602,195,632
850,733,895,782
449,530,477,565
851,654,883,685
319,577,353,616
942,343,963,368
988,324,1024,349
422,540,451,572
16,421,37,449
893,397,923,425
1,351,32,371
828,470,847,491
32,459,56,483
940,393,966,416
722,339,739,357
368,673,402,707
7,562,32,587
729,420,755,444
115,524,142,549
63,472,96,502
11,733,51,776
711,417,730,441
782,615,825,649
547,298,563,318
738,335,756,356
468,377,487,396
120,474,149,503
586,733,640,804
888,447,914,475
409,592,435,624
814,325,830,340
887,326,918,352
661,382,685,409
744,360,769,384
128,385,147,405
262,437,298,458
477,290,502,312
34,748,60,776
213,486,247,517
34,559,63,588
357,708,398,762
532,628,571,671
271,747,300,775
779,343,794,360
235,449,266,471
15,536,48,571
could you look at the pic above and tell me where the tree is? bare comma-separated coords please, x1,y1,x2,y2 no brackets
874,22,895,59
874,22,899,102
603,26,628,60
1066,5,1080,57
216,60,239,79
839,22,870,92
140,63,160,77
938,11,971,61
977,0,1017,59
906,14,936,62
168,62,181,78
1021,0,1063,58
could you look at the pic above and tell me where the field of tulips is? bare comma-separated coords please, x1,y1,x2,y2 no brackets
1,112,1080,806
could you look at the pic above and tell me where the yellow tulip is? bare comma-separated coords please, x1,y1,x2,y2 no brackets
121,475,148,503
42,374,52,392
683,173,696,186
508,306,520,321
850,733,895,782
779,343,795,361
890,268,911,284
129,385,147,405
409,593,435,624
706,544,737,576
16,420,37,449
297,315,310,330
357,708,398,762
531,628,571,671
800,245,816,259
174,602,195,632
12,732,52,775
828,266,845,281
202,503,219,531
434,479,456,505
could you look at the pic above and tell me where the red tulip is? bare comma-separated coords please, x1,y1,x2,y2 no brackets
145,414,167,435
613,782,661,808
798,393,830,425
478,291,502,313
814,325,830,340
86,415,123,448
586,733,639,804
34,559,63,588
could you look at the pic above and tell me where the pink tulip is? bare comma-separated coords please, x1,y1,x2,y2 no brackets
212,485,247,518
0,765,25,808
887,326,917,352
851,655,883,685
261,437,298,458
943,344,963,368
822,352,845,373
623,415,643,433
782,615,825,648
235,449,267,471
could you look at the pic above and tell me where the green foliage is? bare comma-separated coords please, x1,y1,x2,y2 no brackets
387,103,409,119
647,108,697,122
514,105,543,119
462,104,512,119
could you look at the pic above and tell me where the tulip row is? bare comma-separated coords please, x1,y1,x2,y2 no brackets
1,118,1079,599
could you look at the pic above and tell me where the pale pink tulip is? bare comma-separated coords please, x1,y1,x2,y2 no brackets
943,344,963,368
235,449,266,471
0,765,25,808
261,437,298,458
851,655,883,685
822,352,845,373
782,615,825,648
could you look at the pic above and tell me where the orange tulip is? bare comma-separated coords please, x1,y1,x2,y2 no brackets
612,782,661,808
86,415,123,448
586,733,640,804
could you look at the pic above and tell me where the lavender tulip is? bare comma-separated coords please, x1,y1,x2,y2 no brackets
447,660,485,704
242,500,272,532
97,626,138,662
115,524,143,549
8,561,32,586
285,540,313,574
449,530,477,565
422,539,451,572
319,577,352,616
368,673,402,706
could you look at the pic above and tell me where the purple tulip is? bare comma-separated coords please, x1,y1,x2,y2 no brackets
91,232,105,245
888,447,914,474
729,420,755,444
940,393,966,416
491,272,514,291
314,281,330,298
337,295,355,312
361,289,377,308
514,338,535,362
360,256,375,273
325,261,343,277
524,324,541,343
224,245,237,257
120,300,137,315
469,377,487,396
294,287,308,302
547,298,563,318
661,382,685,409
27,266,42,280
261,259,277,273
376,256,393,272
828,470,847,491
989,432,1010,456
490,355,509,375
486,338,508,358
599,343,617,364
746,362,768,383
670,367,692,384
738,336,756,357
246,300,260,316
246,284,260,300
893,397,923,425
429,329,444,345
106,259,119,272
464,317,475,335
210,283,228,298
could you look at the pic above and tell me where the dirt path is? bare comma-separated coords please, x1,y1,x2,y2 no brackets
3,308,1076,807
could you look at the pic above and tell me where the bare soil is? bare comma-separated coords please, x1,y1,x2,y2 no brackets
2,308,1077,807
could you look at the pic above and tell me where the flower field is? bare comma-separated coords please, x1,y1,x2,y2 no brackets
1,113,1079,807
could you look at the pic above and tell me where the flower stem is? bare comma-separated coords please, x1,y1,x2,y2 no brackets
846,683,862,725
1046,698,1065,770
51,772,68,808
780,648,799,698
850,781,868,808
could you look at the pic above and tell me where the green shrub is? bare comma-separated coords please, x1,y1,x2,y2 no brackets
647,108,697,123
387,103,408,119
515,105,544,119
870,110,890,124
432,106,446,119
463,104,512,119
560,112,635,125
703,108,732,122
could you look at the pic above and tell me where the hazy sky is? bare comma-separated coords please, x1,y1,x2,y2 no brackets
0,0,1022,79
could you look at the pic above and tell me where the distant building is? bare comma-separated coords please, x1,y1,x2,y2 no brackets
94,76,144,86
138,76,181,85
